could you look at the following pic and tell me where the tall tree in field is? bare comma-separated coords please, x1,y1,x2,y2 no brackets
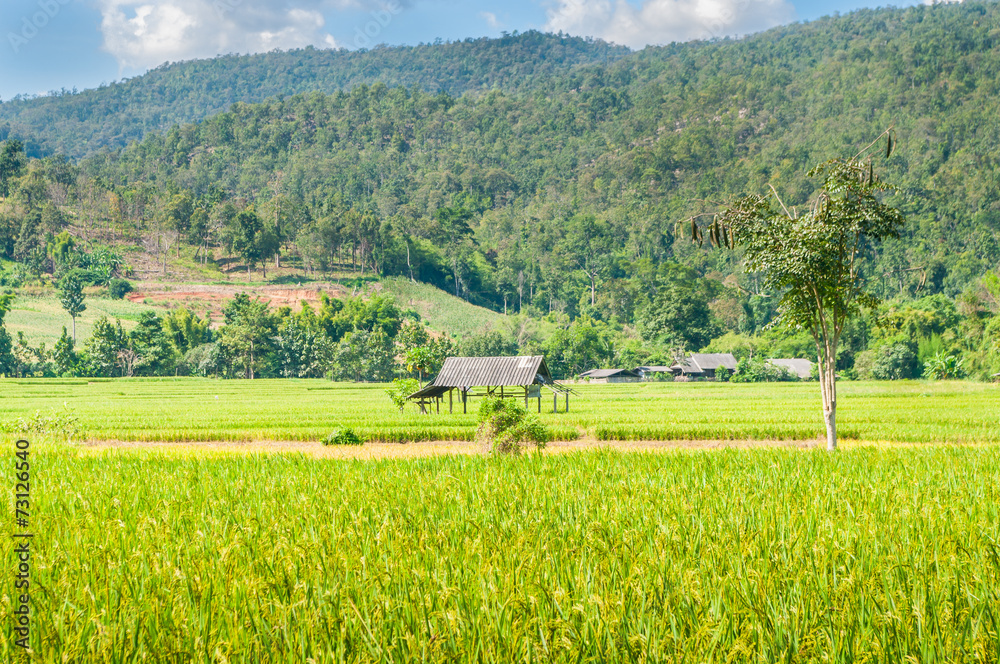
59,275,87,341
434,205,475,298
696,131,904,450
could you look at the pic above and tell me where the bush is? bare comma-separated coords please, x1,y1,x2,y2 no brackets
384,378,420,412
476,395,548,455
922,352,966,380
107,278,133,300
323,427,363,446
855,342,919,380
730,357,797,383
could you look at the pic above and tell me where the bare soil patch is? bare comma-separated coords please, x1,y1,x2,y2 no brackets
80,437,820,459
126,283,349,321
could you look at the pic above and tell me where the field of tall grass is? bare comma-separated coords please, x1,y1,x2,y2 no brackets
2,443,999,661
1,378,997,444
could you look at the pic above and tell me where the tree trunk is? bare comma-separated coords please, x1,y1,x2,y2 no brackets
247,263,252,281
818,347,837,450
262,260,266,280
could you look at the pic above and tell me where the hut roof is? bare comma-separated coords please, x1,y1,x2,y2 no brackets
767,358,814,379
431,356,553,389
579,368,640,379
636,365,673,373
671,353,738,374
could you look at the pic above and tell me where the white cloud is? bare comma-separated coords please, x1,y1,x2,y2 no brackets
481,11,502,29
544,0,797,48
97,0,371,70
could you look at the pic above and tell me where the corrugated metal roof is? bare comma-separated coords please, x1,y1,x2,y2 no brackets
580,368,640,379
669,353,738,374
690,353,738,371
767,358,814,379
432,356,552,388
636,365,673,373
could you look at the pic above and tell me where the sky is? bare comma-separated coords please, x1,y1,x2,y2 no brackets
0,0,938,101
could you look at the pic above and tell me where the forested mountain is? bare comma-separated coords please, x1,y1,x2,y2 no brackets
1,1,999,380
0,32,629,159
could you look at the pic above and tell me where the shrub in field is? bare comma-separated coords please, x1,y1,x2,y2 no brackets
923,352,966,380
3,408,80,439
476,395,547,455
384,378,420,413
730,357,796,383
323,427,363,446
107,278,133,300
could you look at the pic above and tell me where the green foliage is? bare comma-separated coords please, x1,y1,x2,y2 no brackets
331,328,396,382
923,352,967,380
855,342,920,381
107,278,133,300
638,283,718,351
218,293,278,379
730,358,797,383
385,378,420,413
544,316,614,379
476,395,548,455
273,305,333,378
322,427,363,446
82,316,127,377
0,139,27,197
2,407,80,438
58,274,86,338
53,326,77,376
1,33,628,158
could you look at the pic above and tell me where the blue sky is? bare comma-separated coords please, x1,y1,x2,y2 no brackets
0,0,930,100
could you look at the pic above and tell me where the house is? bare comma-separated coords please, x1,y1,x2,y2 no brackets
669,353,738,379
767,358,814,380
635,366,673,380
407,356,571,413
579,368,641,383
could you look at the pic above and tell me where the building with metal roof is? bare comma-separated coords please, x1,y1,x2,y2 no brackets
408,356,571,413
635,365,673,379
578,368,641,383
767,358,814,380
669,353,738,379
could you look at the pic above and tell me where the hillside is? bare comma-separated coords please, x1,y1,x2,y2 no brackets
1,2,999,379
0,32,629,159
73,1,1000,304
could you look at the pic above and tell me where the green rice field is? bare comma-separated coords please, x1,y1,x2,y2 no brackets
2,444,1000,660
1,378,998,444
3,379,1000,661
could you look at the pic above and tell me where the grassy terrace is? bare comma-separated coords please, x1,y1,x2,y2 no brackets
1,378,998,444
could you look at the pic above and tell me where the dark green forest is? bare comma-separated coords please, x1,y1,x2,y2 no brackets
1,1,999,380
0,32,629,159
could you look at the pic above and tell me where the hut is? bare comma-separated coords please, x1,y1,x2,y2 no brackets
635,365,673,380
408,356,571,413
767,358,814,379
579,368,641,383
669,353,738,380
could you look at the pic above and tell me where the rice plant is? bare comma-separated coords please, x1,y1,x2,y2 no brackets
3,444,999,661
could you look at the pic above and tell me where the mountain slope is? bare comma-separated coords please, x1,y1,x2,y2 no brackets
0,32,629,159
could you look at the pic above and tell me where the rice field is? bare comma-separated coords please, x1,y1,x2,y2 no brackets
1,378,998,444
2,444,1000,661
3,380,1000,660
